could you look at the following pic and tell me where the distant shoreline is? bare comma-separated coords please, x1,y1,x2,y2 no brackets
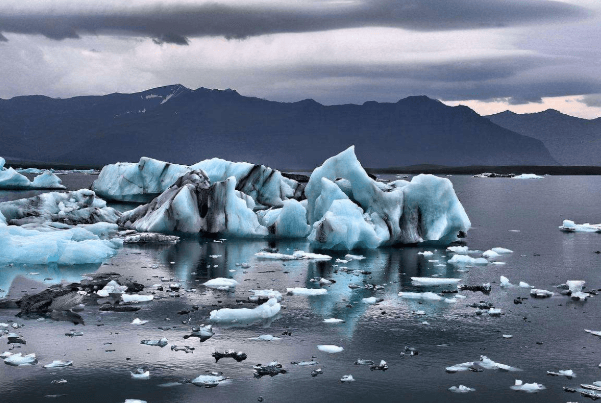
5,159,601,176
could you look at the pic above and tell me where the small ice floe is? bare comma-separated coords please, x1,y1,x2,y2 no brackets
209,255,222,258
51,379,67,384
183,325,214,342
411,277,461,286
131,368,150,379
546,369,574,379
4,353,38,366
212,350,247,363
191,373,227,387
253,362,287,377
418,251,434,257
510,380,545,393
317,345,344,353
449,385,475,393
482,250,500,260
292,360,319,366
355,359,374,365
447,246,469,254
122,294,154,303
311,368,323,377
97,280,127,297
123,233,179,244
249,289,282,303
335,258,349,263
584,329,601,337
559,219,601,233
210,298,281,323
500,276,512,287
513,174,544,180
402,346,419,356
203,278,238,291
487,308,503,317
340,375,355,383
503,335,513,339
370,360,388,371
286,288,327,296
44,360,73,369
361,297,381,305
446,356,520,373
131,318,148,325
65,331,83,337
323,318,345,324
492,247,513,254
448,255,488,265
248,335,281,341
519,281,532,288
530,289,553,298
171,345,195,353
345,254,365,260
140,337,168,347
561,280,590,301
398,292,442,301
255,251,332,261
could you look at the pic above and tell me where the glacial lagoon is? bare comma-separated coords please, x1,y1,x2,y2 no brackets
1,173,601,402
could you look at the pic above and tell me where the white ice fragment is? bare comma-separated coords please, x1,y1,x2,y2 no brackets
492,247,513,254
97,280,127,297
131,369,150,379
447,246,469,254
4,353,38,366
411,277,461,286
398,292,442,301
44,360,73,368
203,278,238,290
318,345,344,353
519,281,532,288
500,276,512,287
513,174,544,180
340,375,355,383
287,288,327,296
585,329,601,337
210,298,280,323
448,255,488,265
566,280,585,293
131,318,148,325
255,251,332,261
122,294,154,303
362,297,378,304
323,318,345,323
418,251,434,257
191,374,227,387
510,379,545,392
248,335,281,341
249,289,282,302
345,254,365,260
449,385,475,393
559,219,601,232
482,250,500,260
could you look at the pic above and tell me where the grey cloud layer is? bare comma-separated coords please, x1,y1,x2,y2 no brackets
0,0,588,44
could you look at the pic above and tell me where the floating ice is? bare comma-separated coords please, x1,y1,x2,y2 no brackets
513,174,544,180
500,276,512,287
287,288,328,296
559,219,601,233
519,282,532,288
418,251,434,257
121,294,154,303
566,280,585,293
323,318,345,323
398,292,443,301
4,353,38,366
510,380,545,392
362,297,378,304
140,337,168,347
131,369,150,379
492,247,513,254
345,254,365,260
318,345,344,353
97,280,127,297
447,246,469,254
131,318,148,325
248,335,281,341
446,356,520,373
255,251,332,261
249,289,282,302
530,289,553,298
482,250,500,260
210,298,280,323
191,374,227,387
203,278,238,291
340,375,355,383
411,277,461,286
546,369,574,378
585,329,601,337
449,385,475,393
44,360,73,368
448,255,488,265
0,164,65,190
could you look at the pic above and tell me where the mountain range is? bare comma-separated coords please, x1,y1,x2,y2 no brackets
0,84,574,169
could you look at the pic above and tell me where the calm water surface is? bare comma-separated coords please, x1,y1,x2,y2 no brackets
1,174,601,402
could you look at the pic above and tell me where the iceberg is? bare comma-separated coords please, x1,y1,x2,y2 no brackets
4,353,38,366
559,219,601,233
30,171,66,189
203,278,238,290
209,298,280,323
510,380,545,392
0,161,65,190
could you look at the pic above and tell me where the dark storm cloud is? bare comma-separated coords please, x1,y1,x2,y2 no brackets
0,0,588,44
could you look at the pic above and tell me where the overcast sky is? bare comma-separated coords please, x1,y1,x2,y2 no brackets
1,0,600,118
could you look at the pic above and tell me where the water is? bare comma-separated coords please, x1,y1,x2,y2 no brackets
1,174,601,402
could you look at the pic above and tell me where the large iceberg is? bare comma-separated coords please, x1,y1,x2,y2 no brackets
93,156,304,207
110,147,470,250
0,189,120,227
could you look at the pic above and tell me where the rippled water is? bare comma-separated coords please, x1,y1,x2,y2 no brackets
1,174,601,402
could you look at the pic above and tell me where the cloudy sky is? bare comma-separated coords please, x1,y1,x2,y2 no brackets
1,0,600,118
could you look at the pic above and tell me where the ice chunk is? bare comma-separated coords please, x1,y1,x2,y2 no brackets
510,380,545,392
530,289,553,298
513,174,544,180
121,294,154,303
131,318,148,325
449,385,475,393
0,167,35,189
203,278,238,291
546,369,574,378
140,337,168,347
398,291,443,301
492,247,513,254
287,288,327,296
191,374,227,387
482,250,500,260
447,246,469,254
31,171,66,189
97,280,128,297
345,254,365,260
210,298,280,323
559,219,601,232
249,289,282,302
131,369,150,379
418,251,434,256
362,297,378,304
500,276,512,287
585,329,601,337
43,360,73,368
448,255,488,265
255,250,332,260
411,277,461,286
340,375,355,383
566,280,585,293
519,281,532,288
318,345,343,353
4,353,38,366
323,318,345,323
248,335,281,341
257,199,310,237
